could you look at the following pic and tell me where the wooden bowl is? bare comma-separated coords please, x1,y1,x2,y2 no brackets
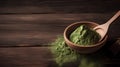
64,21,107,54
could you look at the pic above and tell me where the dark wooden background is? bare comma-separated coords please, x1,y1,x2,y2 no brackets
0,0,120,67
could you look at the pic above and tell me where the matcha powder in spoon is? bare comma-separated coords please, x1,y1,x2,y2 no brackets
70,25,100,45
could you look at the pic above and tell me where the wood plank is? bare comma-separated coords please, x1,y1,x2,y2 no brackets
0,13,120,46
0,47,119,67
0,0,119,13
0,47,54,67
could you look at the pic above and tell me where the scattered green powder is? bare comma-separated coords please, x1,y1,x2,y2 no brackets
51,36,80,67
50,36,103,67
70,25,100,45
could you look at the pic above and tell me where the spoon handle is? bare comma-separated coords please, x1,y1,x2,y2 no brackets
106,11,120,25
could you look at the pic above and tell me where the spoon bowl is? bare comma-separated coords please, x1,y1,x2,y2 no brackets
94,11,120,41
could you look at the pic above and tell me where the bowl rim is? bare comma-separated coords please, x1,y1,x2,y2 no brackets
63,21,108,48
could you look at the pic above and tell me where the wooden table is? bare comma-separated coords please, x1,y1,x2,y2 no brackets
0,0,120,67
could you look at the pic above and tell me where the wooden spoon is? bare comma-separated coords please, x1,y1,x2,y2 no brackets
94,11,120,41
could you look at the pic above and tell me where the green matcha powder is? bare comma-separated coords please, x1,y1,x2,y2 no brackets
51,36,103,67
70,25,100,45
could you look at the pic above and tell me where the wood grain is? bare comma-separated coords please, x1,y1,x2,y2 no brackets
0,0,119,13
0,47,54,67
0,47,119,67
0,13,120,46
